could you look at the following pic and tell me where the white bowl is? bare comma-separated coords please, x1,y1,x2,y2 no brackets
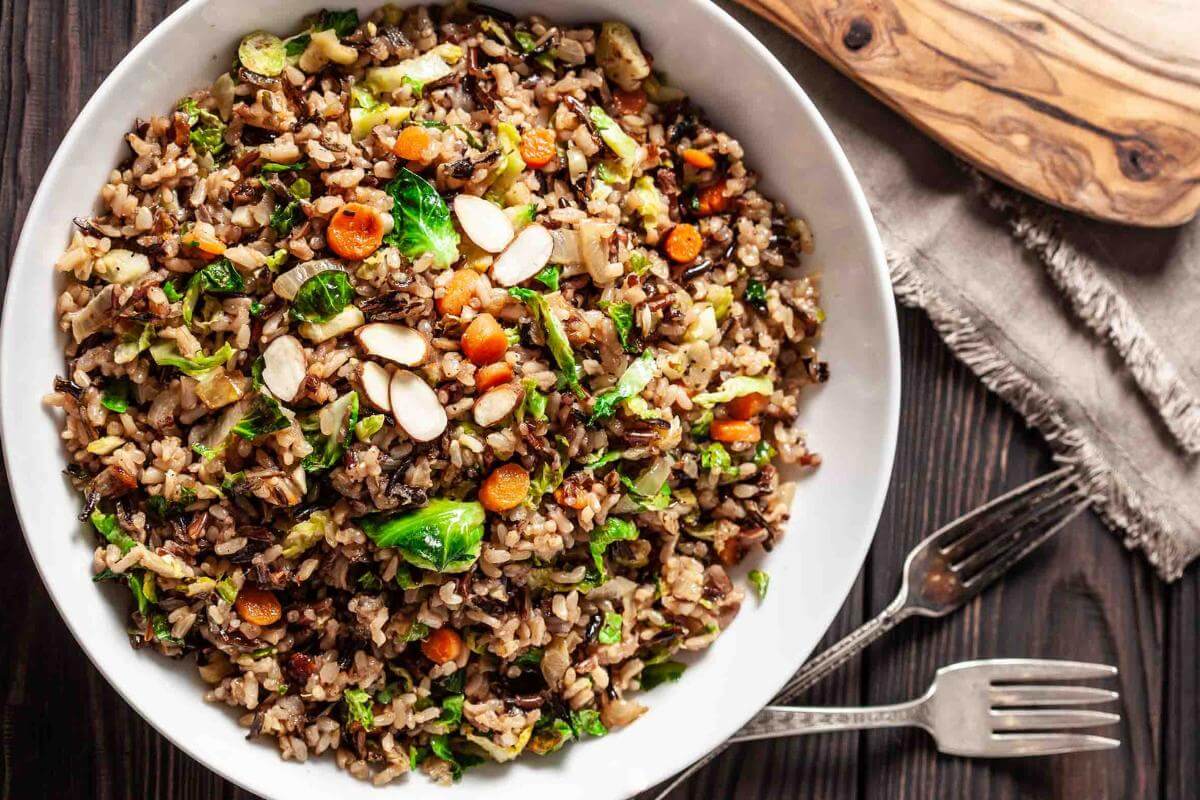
0,1,899,797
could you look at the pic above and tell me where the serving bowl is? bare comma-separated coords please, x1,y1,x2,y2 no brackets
0,0,899,797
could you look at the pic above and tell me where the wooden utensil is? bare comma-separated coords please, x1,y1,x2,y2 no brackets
732,0,1200,227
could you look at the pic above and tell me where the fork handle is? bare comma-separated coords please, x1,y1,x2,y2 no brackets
648,598,915,800
772,596,913,703
730,699,928,743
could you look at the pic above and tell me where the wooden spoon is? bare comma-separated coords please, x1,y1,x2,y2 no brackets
732,0,1200,227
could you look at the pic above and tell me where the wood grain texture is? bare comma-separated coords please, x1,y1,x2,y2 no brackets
0,1,1192,799
731,0,1200,227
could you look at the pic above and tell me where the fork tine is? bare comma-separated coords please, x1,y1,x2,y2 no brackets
990,685,1119,707
963,499,1090,588
929,467,1074,552
979,659,1118,682
990,709,1120,731
951,488,1086,580
942,477,1081,566
984,733,1120,757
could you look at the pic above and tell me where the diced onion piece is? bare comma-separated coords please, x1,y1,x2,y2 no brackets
635,456,672,496
354,322,429,366
579,219,620,284
684,303,718,342
212,72,236,120
490,224,553,287
272,259,344,300
298,305,365,343
71,284,116,343
454,195,515,254
204,397,253,452
566,147,588,184
473,384,520,427
389,370,447,442
87,436,125,455
95,249,150,285
260,335,307,402
299,29,358,72
195,368,243,410
365,47,458,93
549,227,581,265
359,361,392,412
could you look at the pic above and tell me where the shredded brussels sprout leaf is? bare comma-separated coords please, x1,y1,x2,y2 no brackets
749,569,770,601
290,270,353,323
149,341,235,378
384,167,460,267
231,394,291,440
691,376,773,407
640,661,686,690
343,687,374,731
590,351,656,422
360,500,486,573
588,517,639,584
508,288,584,397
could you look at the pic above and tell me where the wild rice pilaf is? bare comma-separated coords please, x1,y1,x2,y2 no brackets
48,3,826,785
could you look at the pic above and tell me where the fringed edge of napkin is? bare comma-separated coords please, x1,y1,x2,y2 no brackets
964,170,1200,456
888,252,1192,581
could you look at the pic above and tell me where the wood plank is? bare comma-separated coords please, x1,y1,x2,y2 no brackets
1163,577,1199,800
731,0,1200,227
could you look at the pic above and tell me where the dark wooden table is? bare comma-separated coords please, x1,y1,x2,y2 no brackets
0,2,1191,798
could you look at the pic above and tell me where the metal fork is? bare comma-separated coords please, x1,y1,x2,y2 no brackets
730,659,1120,757
651,468,1091,798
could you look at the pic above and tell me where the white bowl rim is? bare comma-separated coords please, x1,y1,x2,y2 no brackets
0,0,900,797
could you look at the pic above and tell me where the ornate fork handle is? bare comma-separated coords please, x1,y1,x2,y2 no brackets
731,699,928,743
648,600,917,798
773,597,914,703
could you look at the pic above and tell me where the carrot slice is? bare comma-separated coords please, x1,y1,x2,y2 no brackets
726,392,768,420
479,462,531,513
475,362,514,393
697,181,731,216
461,312,508,365
682,148,716,170
421,627,464,664
181,231,227,257
327,202,386,260
664,223,703,263
520,128,557,169
438,269,481,316
710,419,761,443
611,88,647,116
235,586,282,627
393,126,433,161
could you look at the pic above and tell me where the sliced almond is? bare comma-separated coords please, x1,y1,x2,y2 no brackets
360,360,392,412
355,322,429,366
260,335,307,402
454,194,515,254
490,224,553,287
389,370,447,442
473,384,520,428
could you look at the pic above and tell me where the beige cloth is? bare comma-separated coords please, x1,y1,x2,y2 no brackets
718,2,1200,579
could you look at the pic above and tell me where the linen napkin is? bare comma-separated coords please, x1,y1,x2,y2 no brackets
717,2,1200,580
